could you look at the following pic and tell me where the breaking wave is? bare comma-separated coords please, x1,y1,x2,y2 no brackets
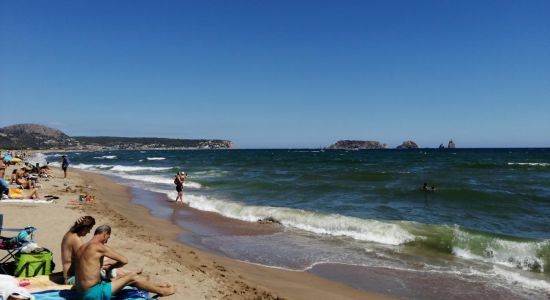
109,165,172,172
94,155,117,159
508,162,550,167
175,194,415,245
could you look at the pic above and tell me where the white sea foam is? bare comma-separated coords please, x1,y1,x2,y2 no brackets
110,165,172,172
115,174,174,185
507,162,550,167
112,173,202,189
191,170,229,178
452,228,548,272
50,162,111,170
175,194,414,245
493,266,550,293
147,157,166,161
94,155,117,159
49,162,171,173
184,181,202,189
26,153,48,166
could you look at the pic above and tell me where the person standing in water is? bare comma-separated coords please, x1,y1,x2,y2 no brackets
423,182,436,192
174,172,186,203
62,155,70,178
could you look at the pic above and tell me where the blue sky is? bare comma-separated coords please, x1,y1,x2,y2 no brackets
1,0,549,148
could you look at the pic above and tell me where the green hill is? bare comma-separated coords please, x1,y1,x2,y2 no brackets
0,124,232,150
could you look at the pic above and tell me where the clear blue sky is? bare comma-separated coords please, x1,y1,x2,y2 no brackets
1,0,549,148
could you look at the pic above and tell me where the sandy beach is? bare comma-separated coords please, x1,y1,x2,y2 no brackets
1,164,393,299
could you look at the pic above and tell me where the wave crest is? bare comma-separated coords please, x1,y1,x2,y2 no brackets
110,165,171,172
94,155,117,159
178,194,414,245
508,162,549,167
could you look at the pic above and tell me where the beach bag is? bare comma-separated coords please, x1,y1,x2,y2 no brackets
14,249,53,277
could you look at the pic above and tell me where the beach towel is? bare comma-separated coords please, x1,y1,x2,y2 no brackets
8,187,24,199
0,199,54,204
32,286,154,300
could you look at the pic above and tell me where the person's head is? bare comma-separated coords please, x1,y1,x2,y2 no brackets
70,216,96,236
94,224,112,244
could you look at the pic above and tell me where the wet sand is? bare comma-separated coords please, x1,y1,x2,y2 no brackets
309,263,541,300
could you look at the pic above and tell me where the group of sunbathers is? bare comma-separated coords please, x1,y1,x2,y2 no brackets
1,160,41,200
0,152,57,200
61,216,175,299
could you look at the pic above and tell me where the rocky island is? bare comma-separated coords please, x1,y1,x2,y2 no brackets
0,124,232,150
396,140,419,149
327,140,386,150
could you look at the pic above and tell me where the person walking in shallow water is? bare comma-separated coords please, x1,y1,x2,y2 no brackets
174,172,186,203
62,155,70,178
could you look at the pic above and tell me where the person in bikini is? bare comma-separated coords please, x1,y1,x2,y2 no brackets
174,172,186,203
74,225,175,299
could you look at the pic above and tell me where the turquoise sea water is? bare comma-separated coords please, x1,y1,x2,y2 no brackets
39,149,550,299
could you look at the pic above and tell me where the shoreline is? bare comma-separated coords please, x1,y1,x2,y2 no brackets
78,169,394,299
1,164,393,299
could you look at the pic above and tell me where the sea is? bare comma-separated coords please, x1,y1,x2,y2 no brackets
34,149,550,299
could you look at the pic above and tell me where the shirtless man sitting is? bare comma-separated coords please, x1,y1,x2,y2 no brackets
74,225,175,299
61,216,96,285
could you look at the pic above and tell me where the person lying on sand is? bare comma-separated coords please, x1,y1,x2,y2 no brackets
74,225,175,299
62,216,132,285
1,179,40,200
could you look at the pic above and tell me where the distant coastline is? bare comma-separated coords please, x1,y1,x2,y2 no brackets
0,123,232,150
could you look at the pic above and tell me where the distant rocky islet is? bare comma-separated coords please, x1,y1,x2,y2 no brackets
327,139,456,150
